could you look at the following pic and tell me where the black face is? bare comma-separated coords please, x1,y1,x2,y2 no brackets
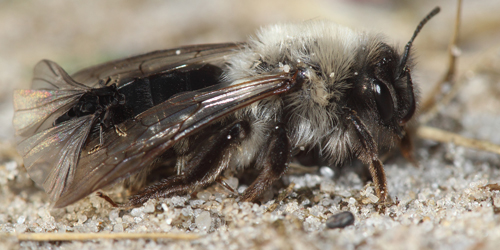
346,43,416,138
342,6,442,140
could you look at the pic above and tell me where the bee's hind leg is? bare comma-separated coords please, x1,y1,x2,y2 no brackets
125,120,251,207
240,123,291,202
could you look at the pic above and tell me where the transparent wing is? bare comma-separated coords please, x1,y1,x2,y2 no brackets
54,72,297,207
15,44,244,207
17,116,95,201
71,43,243,88
14,44,242,136
14,43,241,137
32,59,90,90
13,60,89,137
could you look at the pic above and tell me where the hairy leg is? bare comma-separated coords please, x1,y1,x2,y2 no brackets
125,120,251,207
345,108,388,203
241,123,291,202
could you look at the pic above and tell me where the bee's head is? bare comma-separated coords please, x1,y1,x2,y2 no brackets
345,7,440,139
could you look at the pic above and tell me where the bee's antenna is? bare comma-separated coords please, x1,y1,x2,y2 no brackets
399,7,441,75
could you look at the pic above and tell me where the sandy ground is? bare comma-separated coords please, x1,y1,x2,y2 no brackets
1,0,500,249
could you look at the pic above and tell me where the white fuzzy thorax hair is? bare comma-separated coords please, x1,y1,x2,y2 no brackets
225,20,390,167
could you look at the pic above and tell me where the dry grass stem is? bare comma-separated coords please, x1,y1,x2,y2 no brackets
2,232,200,242
419,0,462,118
416,126,500,155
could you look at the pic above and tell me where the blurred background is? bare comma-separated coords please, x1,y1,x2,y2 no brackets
1,1,500,249
0,0,499,140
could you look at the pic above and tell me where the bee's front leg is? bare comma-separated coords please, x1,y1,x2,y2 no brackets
345,108,388,203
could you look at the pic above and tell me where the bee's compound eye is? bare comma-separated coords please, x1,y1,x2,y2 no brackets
372,80,394,124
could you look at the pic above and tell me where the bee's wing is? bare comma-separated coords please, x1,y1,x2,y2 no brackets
13,60,89,137
13,60,96,202
54,72,296,207
71,43,243,88
14,43,242,136
16,43,243,206
17,116,95,201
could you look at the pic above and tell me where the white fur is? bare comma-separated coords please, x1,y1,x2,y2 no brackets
225,20,381,167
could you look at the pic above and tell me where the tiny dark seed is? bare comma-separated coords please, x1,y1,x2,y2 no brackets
326,211,355,229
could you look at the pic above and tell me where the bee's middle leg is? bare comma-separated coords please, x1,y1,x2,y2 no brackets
126,120,250,207
241,123,291,202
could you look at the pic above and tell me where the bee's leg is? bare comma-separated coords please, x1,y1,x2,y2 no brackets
399,127,418,167
216,176,237,194
125,121,250,207
345,108,388,203
114,124,127,137
88,123,104,154
241,123,291,202
96,192,119,207
98,123,104,146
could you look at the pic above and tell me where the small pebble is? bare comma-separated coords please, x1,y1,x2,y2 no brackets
320,166,334,178
15,224,27,233
197,191,211,200
131,207,144,217
195,211,212,231
113,223,124,232
17,216,26,224
144,203,156,213
326,211,355,229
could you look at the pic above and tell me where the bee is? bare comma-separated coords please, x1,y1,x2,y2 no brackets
13,7,440,208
